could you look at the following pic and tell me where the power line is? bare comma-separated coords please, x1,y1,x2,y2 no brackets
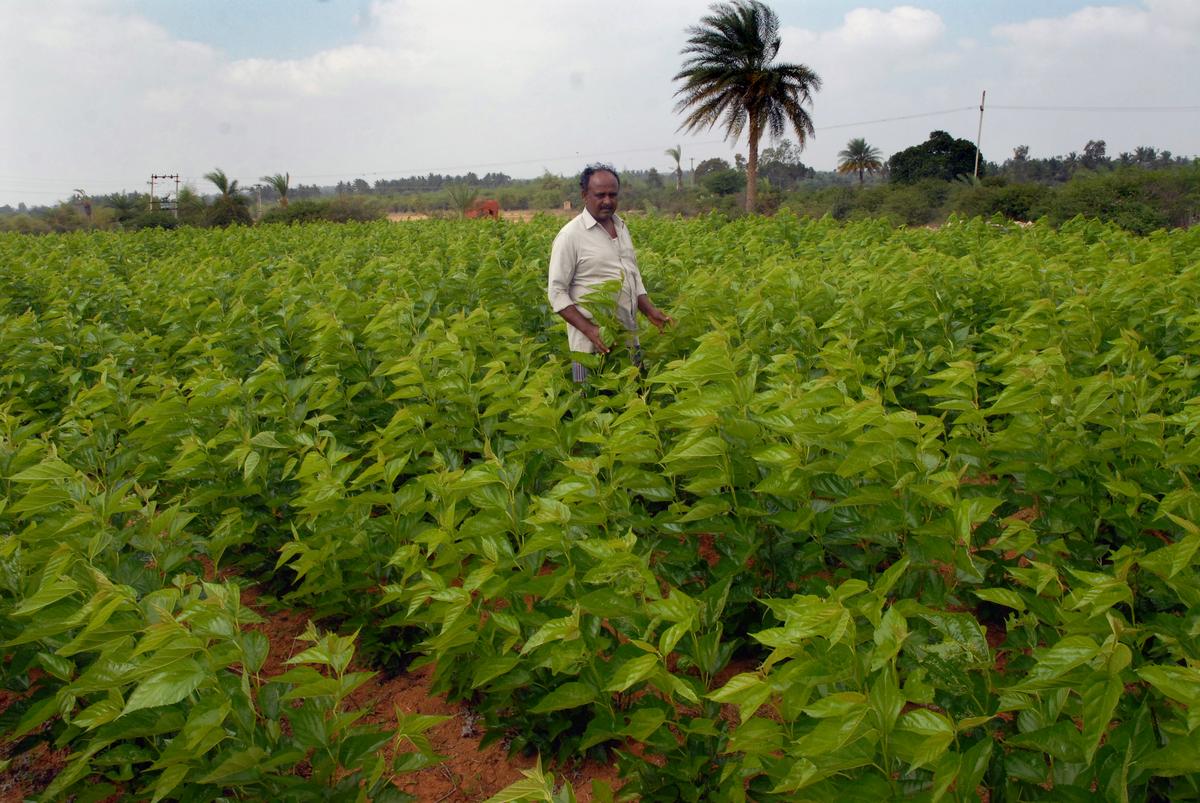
0,175,138,185
3,100,1198,200
0,188,84,197
254,140,733,182
991,104,1200,112
815,106,976,132
236,108,982,182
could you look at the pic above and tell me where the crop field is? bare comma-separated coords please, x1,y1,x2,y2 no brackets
1,214,1199,801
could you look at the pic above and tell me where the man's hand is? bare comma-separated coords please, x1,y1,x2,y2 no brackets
581,321,610,354
638,294,675,333
646,306,675,333
557,304,610,354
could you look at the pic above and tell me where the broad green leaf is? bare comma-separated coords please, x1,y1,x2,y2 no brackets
150,762,191,803
1082,674,1124,763
198,746,269,784
894,708,955,771
709,673,771,723
974,587,1026,612
621,707,667,741
1137,665,1200,708
482,757,556,802
520,609,580,655
9,458,78,482
604,653,658,693
10,485,74,513
1006,720,1085,763
870,606,908,671
529,682,597,714
803,692,867,719
123,659,208,715
472,656,522,688
237,631,269,674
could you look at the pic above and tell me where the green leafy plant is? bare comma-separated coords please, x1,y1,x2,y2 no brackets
2,213,1199,799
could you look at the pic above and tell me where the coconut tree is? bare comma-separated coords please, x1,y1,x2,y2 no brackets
260,172,290,207
105,192,142,224
665,145,684,190
204,168,241,199
836,138,883,185
203,168,251,226
673,0,821,213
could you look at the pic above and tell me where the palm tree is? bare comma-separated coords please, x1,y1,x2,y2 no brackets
204,168,241,200
665,145,684,190
203,168,251,226
836,138,883,185
260,172,290,207
445,182,480,217
673,0,821,213
106,192,142,224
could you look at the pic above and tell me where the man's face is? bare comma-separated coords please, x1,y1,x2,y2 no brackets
582,171,619,223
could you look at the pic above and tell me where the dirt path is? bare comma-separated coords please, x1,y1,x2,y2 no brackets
242,588,619,801
0,580,619,802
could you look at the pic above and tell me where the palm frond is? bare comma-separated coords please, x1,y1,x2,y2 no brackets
673,1,820,211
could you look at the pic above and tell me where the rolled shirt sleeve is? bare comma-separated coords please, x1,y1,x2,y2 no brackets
547,230,578,314
627,261,646,300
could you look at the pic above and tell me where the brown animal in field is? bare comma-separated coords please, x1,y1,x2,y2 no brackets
466,199,500,219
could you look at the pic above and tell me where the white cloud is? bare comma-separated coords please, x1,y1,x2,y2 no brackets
781,6,951,84
772,7,964,165
1,1,1197,206
982,2,1200,160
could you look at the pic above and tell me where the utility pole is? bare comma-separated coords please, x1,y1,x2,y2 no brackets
973,90,986,179
690,157,695,186
150,174,180,216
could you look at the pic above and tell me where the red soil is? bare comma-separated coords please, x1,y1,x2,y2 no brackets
1,583,619,803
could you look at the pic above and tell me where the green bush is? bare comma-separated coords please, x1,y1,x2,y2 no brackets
206,197,253,227
258,196,385,225
130,210,180,230
952,182,1052,222
700,168,746,196
1046,167,1200,234
324,195,385,222
879,179,949,226
0,214,52,234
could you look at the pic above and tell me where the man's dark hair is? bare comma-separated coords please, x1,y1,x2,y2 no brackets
580,163,620,192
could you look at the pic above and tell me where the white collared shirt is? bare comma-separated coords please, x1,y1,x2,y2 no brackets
547,209,646,353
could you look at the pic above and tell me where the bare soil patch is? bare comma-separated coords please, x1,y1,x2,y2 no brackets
1,582,618,802
243,585,620,801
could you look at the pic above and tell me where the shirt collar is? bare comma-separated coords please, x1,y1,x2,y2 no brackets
581,208,623,230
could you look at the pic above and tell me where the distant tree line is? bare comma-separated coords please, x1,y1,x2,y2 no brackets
998,141,1191,183
368,172,513,194
2,136,1196,236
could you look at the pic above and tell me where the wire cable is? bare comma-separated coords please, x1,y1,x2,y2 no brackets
4,100,1198,201
815,107,976,131
991,104,1200,112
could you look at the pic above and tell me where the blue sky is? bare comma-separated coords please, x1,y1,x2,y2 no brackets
128,0,1092,60
2,1,1198,205
127,0,367,60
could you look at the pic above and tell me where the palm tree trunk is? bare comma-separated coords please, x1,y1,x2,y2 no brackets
858,167,864,186
280,195,289,208
746,123,760,214
675,167,682,191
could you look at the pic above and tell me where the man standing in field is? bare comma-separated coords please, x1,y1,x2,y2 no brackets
547,164,673,382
